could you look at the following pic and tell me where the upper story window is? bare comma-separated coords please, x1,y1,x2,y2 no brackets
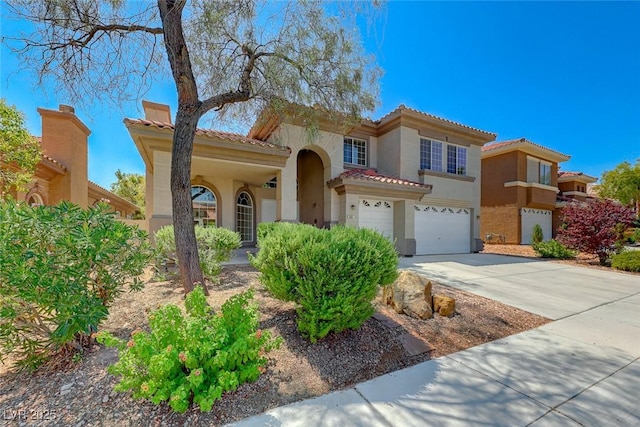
421,138,467,176
420,139,443,172
447,145,467,175
344,137,367,166
527,157,552,186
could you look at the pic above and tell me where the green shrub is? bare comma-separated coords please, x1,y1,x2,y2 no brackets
251,223,398,342
611,251,640,272
531,224,544,244
0,200,153,370
250,222,323,301
532,239,576,259
97,287,281,413
154,225,241,282
294,227,398,342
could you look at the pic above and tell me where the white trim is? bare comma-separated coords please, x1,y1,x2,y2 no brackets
562,191,587,197
504,181,558,192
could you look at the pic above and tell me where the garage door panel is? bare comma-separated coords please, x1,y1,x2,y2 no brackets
415,205,470,255
359,199,394,240
521,208,552,245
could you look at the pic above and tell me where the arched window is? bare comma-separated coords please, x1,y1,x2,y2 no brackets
192,185,217,227
27,193,44,206
236,191,254,242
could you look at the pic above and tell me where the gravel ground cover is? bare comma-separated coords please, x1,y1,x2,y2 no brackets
0,265,550,426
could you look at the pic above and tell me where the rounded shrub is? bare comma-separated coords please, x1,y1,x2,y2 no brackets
250,222,323,301
251,223,398,342
611,251,640,272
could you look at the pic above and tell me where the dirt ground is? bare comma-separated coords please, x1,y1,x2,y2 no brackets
0,265,550,426
482,243,640,275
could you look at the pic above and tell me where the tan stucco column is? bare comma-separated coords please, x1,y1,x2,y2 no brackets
394,200,416,256
277,165,298,221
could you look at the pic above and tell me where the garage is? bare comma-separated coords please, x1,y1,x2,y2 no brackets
415,205,471,255
520,208,552,244
358,198,394,240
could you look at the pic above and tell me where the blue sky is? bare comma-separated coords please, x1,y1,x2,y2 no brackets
1,1,639,188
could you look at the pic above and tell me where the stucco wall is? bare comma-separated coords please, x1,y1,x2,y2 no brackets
376,127,401,177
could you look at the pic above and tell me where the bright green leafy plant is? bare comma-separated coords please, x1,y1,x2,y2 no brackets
154,225,241,282
532,239,576,259
611,251,640,272
0,200,153,370
97,287,281,413
251,223,398,342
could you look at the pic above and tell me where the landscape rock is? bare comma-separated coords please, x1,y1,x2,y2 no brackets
382,271,433,319
433,294,456,317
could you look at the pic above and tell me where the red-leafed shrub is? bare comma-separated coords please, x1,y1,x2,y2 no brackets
557,199,635,265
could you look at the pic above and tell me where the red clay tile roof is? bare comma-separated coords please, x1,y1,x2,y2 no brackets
481,137,570,158
376,105,497,138
558,171,583,177
41,154,67,171
88,180,140,210
124,118,290,152
328,168,431,189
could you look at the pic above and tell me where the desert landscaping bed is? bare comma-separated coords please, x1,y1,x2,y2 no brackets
0,265,549,426
482,244,640,275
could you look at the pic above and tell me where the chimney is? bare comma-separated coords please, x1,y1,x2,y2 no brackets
142,100,172,123
59,104,75,113
37,105,90,207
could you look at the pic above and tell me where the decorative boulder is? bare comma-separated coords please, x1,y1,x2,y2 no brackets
433,294,456,317
382,271,433,319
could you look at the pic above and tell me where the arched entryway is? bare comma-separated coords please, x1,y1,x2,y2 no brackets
297,149,325,227
236,190,255,244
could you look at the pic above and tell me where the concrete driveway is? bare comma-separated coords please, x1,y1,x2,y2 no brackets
399,253,640,320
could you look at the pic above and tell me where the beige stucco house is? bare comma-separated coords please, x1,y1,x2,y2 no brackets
5,105,139,218
127,101,496,255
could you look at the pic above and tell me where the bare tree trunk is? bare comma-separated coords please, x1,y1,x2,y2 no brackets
158,0,207,295
171,107,206,294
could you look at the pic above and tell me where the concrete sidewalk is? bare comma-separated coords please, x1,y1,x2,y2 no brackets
228,254,640,427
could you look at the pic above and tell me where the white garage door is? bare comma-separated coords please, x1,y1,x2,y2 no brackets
521,208,552,244
415,205,471,255
359,199,394,240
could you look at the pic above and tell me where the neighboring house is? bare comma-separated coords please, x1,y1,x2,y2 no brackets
480,137,571,244
554,171,598,230
6,105,139,218
127,101,496,255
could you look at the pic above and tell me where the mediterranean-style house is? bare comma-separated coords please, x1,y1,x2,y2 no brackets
4,105,139,218
127,101,496,256
480,137,590,244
